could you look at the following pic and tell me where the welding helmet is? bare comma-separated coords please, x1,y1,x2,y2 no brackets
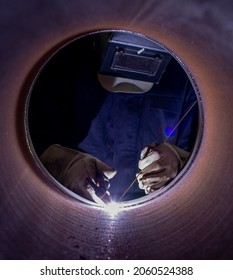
97,32,172,93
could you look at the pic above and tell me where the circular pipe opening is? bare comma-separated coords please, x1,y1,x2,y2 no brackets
25,30,203,210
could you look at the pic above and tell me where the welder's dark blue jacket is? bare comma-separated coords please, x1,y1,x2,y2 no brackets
29,38,198,200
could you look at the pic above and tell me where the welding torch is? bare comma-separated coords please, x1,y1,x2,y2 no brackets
87,178,112,205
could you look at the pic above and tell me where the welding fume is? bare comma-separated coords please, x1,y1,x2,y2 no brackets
28,31,198,204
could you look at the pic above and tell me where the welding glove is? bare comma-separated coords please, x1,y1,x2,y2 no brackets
40,144,117,204
137,142,190,194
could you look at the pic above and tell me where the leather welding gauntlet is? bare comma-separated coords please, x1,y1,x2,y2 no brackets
137,142,190,193
40,144,117,204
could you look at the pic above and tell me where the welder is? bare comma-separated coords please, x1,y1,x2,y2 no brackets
29,32,198,203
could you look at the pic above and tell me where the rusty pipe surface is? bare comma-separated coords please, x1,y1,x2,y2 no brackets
1,0,233,259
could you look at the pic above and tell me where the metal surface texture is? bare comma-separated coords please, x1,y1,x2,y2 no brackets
1,0,233,259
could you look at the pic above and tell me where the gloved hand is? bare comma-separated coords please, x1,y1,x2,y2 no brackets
137,142,190,194
40,144,117,204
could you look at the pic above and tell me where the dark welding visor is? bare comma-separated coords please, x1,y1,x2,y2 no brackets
98,32,172,85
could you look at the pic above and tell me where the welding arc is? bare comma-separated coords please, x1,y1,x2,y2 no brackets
119,99,198,201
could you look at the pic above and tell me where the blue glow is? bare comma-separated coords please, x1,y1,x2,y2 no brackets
164,126,176,138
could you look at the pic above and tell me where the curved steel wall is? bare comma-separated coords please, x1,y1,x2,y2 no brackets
1,0,233,259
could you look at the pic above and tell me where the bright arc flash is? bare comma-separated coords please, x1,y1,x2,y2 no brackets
104,201,122,217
